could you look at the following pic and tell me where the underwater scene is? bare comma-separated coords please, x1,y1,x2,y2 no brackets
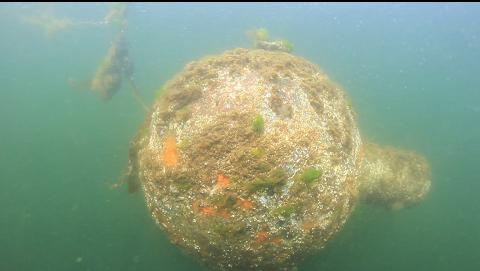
1,3,479,271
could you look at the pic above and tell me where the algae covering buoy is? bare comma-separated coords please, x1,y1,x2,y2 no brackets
125,48,431,270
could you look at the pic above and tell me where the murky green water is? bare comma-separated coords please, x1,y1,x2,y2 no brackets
1,3,479,271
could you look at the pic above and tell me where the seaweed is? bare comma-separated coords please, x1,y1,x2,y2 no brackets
280,39,294,53
252,114,265,134
273,203,303,218
254,28,270,42
250,147,266,159
174,107,192,122
253,160,271,173
172,172,194,191
212,193,237,210
247,168,287,194
296,167,322,184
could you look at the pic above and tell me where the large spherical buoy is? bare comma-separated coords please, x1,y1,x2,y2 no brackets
126,48,431,270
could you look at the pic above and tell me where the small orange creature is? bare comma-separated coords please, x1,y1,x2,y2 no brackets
216,173,230,189
199,207,216,216
255,230,269,244
217,209,231,219
271,237,284,246
163,135,179,167
237,198,254,210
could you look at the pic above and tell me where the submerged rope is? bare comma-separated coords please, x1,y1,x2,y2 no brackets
127,77,150,112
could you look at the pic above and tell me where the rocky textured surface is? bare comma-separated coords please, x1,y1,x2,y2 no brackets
125,48,431,270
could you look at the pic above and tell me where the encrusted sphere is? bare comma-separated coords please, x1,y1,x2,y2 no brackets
130,48,363,270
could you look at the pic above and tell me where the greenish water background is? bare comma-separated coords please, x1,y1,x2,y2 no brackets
1,3,479,271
